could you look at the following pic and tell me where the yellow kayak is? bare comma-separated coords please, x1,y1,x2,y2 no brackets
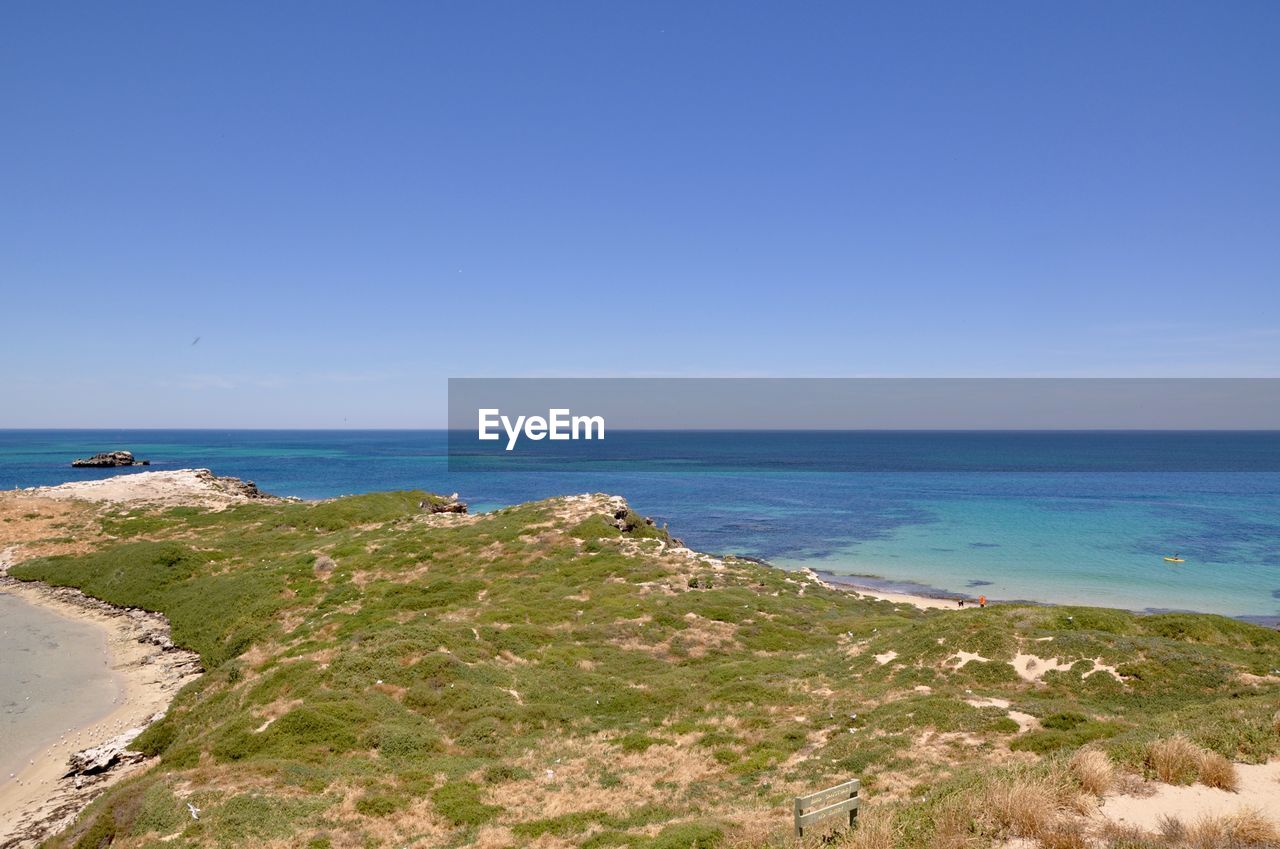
1163,556,1184,563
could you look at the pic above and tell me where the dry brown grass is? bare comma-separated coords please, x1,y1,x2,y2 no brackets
984,774,1060,839
1272,709,1280,735
1157,807,1280,849
841,806,898,849
1148,735,1203,785
1036,821,1091,849
1070,747,1115,796
928,799,982,849
1097,820,1157,848
1186,807,1279,848
1158,815,1188,844
1146,735,1242,792
0,495,100,560
1218,808,1280,847
1195,750,1239,792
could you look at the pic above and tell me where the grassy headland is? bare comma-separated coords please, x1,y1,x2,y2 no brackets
6,486,1280,849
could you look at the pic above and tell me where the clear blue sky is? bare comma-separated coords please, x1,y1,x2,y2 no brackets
3,2,1277,427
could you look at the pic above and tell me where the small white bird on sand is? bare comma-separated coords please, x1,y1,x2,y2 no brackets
187,803,201,820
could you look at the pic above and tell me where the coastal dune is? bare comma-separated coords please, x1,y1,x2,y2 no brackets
0,471,1277,849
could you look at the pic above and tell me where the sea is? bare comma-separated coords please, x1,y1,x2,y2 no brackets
1,429,1278,621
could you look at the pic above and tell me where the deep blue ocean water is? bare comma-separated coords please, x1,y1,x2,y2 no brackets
2,430,1278,619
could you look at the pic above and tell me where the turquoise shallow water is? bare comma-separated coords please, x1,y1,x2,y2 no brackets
1,430,1278,619
778,478,1280,616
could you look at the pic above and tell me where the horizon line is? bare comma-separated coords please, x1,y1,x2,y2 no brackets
5,427,1280,434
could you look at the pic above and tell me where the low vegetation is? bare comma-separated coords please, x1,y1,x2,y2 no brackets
1156,808,1279,849
1068,748,1114,797
7,488,1280,848
1147,735,1241,791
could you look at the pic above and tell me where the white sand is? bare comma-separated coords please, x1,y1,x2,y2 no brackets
848,587,961,610
1010,653,1124,683
948,650,992,667
964,696,1039,733
1098,761,1280,833
27,468,273,509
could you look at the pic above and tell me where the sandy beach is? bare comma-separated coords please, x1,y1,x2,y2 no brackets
0,558,201,848
837,584,964,610
798,568,966,610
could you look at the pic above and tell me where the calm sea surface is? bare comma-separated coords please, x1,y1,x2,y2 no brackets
1,430,1278,619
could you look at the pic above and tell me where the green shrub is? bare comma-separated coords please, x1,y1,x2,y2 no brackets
431,781,500,827
129,781,184,836
646,820,722,849
355,792,407,817
268,706,362,755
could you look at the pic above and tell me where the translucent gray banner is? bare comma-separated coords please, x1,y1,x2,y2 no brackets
446,378,1280,472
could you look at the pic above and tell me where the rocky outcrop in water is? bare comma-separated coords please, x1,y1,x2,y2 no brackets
70,451,149,468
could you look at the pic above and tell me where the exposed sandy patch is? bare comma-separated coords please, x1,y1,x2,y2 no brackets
964,697,1040,734
23,469,276,510
874,650,898,665
1005,711,1039,734
1011,653,1124,683
1011,653,1073,681
1098,760,1280,832
1085,660,1123,681
966,696,1012,709
948,650,992,668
